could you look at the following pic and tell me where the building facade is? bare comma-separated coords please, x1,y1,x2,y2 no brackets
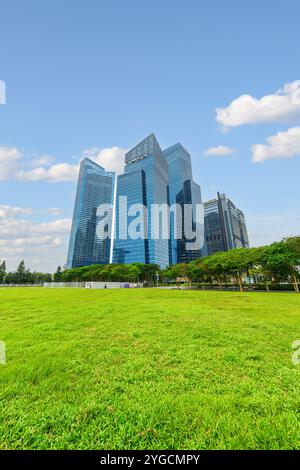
67,136,249,269
113,134,170,268
163,143,202,264
67,158,115,268
204,192,249,256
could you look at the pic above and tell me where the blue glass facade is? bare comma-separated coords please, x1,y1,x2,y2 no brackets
67,158,115,268
163,144,202,264
113,169,149,264
113,134,169,268
67,136,244,269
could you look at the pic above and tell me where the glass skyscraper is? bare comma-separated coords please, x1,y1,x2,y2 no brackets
163,143,202,264
113,134,169,268
67,158,115,268
113,169,149,265
204,192,249,256
66,137,248,270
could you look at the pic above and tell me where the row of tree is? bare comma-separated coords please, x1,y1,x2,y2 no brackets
0,260,159,284
0,260,52,285
55,263,160,283
163,237,300,292
1,237,299,291
53,237,300,292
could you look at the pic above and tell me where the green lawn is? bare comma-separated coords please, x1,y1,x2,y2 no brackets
0,287,300,450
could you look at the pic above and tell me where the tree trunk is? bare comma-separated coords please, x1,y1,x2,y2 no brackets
237,275,243,292
292,274,299,293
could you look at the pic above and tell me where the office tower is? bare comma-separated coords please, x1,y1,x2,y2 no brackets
163,143,202,264
113,134,169,268
204,192,249,256
67,158,115,268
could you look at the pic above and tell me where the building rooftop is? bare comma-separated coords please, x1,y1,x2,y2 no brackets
125,133,162,165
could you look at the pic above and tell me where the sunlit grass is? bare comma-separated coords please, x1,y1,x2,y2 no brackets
0,287,299,449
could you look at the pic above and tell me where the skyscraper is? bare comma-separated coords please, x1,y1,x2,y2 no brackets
204,192,249,256
163,143,202,264
67,136,247,270
67,158,115,268
113,134,169,268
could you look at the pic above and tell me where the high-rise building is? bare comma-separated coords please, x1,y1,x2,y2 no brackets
67,136,247,270
204,192,249,256
163,143,202,264
113,134,169,268
67,158,115,268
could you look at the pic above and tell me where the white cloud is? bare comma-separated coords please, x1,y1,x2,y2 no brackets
0,204,63,218
0,204,33,218
0,218,71,238
0,236,63,249
0,215,72,271
0,237,64,260
0,144,126,182
82,146,127,174
0,146,22,181
31,154,55,167
203,145,236,156
216,80,300,128
251,126,300,163
17,163,79,182
33,218,72,234
45,207,63,216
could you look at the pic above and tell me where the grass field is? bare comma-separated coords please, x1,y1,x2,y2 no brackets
0,287,300,450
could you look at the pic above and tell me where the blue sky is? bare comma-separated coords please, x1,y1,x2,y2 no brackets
1,0,300,271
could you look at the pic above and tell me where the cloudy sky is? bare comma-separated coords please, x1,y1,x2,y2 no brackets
1,0,300,272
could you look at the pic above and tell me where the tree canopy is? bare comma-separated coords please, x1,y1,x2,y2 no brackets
1,236,299,290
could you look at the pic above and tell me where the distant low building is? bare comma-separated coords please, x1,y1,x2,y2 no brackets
204,192,249,256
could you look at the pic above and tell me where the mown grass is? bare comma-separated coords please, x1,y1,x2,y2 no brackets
0,287,300,450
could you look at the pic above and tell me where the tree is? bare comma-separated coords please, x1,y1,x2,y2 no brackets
0,260,6,284
161,264,190,284
186,262,206,283
33,272,52,284
284,236,300,257
261,242,299,292
4,260,32,285
61,267,82,282
17,260,26,283
80,265,103,281
53,266,62,282
221,248,256,292
43,273,53,283
132,263,160,283
162,265,178,281
5,271,17,285
201,252,227,289
16,260,32,284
